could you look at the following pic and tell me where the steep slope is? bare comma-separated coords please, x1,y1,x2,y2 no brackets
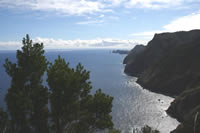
168,87,200,133
123,29,200,133
124,30,200,78
167,86,200,122
123,45,146,64
137,36,200,96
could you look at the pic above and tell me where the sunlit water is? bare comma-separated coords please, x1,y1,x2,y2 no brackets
0,49,179,133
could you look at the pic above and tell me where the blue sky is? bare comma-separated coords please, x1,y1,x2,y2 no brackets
0,0,200,49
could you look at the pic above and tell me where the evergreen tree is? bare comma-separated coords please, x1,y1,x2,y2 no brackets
3,34,115,133
140,125,160,133
4,34,49,133
0,108,8,133
47,56,114,133
88,89,113,132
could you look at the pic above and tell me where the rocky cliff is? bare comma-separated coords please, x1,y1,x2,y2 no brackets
124,30,200,96
123,45,146,64
123,29,200,133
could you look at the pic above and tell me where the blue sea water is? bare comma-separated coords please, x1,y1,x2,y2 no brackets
0,49,179,133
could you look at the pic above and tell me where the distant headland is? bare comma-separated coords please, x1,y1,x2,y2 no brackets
112,49,129,54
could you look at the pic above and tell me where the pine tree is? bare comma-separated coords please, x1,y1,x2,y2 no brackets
3,35,115,133
0,108,8,133
47,56,114,133
4,34,49,133
88,89,113,132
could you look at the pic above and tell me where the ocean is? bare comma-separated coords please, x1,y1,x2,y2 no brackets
0,49,179,133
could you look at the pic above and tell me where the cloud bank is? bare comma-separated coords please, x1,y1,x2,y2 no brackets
0,0,104,16
0,0,199,16
0,38,146,50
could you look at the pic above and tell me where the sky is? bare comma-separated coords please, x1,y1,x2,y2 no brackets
0,0,200,49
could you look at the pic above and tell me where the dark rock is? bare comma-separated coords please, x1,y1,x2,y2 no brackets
124,29,200,96
167,87,200,121
112,50,129,54
138,31,200,96
170,105,200,133
123,45,146,64
123,29,200,133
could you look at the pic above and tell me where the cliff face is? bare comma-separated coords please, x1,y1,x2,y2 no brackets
124,31,191,76
123,29,200,133
167,87,200,122
167,87,200,133
138,36,200,96
123,45,146,64
124,30,200,96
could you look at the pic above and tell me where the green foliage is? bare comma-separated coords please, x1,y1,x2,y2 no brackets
88,89,113,130
3,34,114,133
47,56,114,133
4,34,49,133
0,108,8,133
140,125,160,133
47,56,79,133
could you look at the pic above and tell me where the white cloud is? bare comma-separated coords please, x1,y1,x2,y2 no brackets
124,0,200,9
130,30,164,37
125,0,182,9
130,11,200,39
76,20,104,25
0,0,105,15
103,0,127,6
0,41,21,50
99,14,105,18
76,14,120,25
163,12,200,31
0,38,146,50
34,37,144,49
0,0,199,17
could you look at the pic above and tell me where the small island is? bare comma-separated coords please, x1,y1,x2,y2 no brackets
112,49,129,54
